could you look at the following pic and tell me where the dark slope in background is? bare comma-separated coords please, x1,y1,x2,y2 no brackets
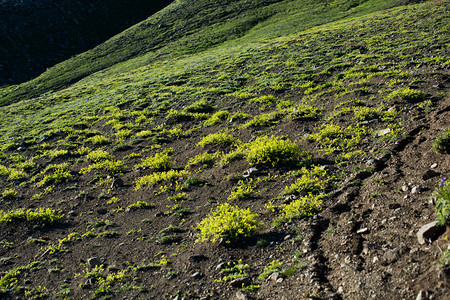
0,0,173,85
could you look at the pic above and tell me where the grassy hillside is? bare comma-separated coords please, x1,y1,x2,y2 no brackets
0,0,419,106
0,0,449,299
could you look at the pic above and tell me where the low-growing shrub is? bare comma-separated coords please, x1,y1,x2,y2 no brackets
1,188,17,199
204,110,229,126
86,149,113,162
0,208,63,226
198,131,236,147
135,170,191,190
228,180,256,200
244,135,304,167
388,87,427,102
134,151,172,171
186,152,220,169
434,179,449,226
186,99,214,113
274,194,323,226
87,135,110,145
196,203,262,243
433,129,450,154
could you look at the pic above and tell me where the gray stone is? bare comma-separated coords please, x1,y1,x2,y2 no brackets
383,249,400,264
401,185,409,192
88,257,102,268
235,291,247,300
417,221,446,245
416,290,429,300
243,167,259,179
377,128,391,136
267,272,280,282
411,185,427,194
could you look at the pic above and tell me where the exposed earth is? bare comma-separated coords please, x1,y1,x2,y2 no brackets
0,0,449,299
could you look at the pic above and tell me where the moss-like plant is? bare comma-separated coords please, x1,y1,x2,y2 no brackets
186,151,220,169
196,203,262,243
86,149,113,162
433,129,450,154
388,87,427,102
204,110,229,126
127,201,154,210
87,135,110,145
274,194,323,226
134,151,172,171
0,208,63,226
135,170,191,190
228,180,256,200
1,188,17,199
245,135,304,167
198,131,236,147
186,99,214,113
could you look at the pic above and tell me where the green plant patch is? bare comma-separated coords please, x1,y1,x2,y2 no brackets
204,110,230,126
134,151,172,171
0,208,63,226
135,170,191,190
1,188,17,199
244,135,305,167
196,203,263,243
86,149,113,162
274,194,323,226
434,179,449,226
433,129,450,154
198,131,237,147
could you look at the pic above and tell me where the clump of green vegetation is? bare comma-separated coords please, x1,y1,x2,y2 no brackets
87,135,110,145
80,160,124,174
257,260,283,280
0,208,63,226
1,188,17,199
86,149,113,162
249,95,276,105
433,129,450,154
198,131,237,147
196,203,262,243
244,135,304,167
388,87,427,102
434,179,449,226
242,111,279,128
186,99,214,113
281,166,330,196
274,194,323,226
215,260,249,283
135,170,190,190
127,201,154,210
228,179,256,200
288,103,320,120
204,110,230,126
35,163,73,187
134,151,173,171
186,151,220,169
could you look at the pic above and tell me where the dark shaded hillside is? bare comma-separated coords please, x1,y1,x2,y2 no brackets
0,0,173,85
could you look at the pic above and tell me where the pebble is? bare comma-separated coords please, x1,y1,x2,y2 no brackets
243,167,259,178
267,272,280,283
377,128,391,136
235,291,247,300
356,228,368,234
430,163,438,169
111,177,124,189
411,185,427,194
417,221,446,245
401,185,409,192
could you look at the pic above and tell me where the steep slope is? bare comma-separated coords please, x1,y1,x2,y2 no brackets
0,0,173,85
0,0,449,299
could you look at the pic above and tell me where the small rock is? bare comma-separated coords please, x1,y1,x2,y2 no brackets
401,185,409,192
365,159,383,170
243,167,259,179
422,169,439,181
357,228,368,234
17,146,27,151
68,210,77,216
267,272,280,282
337,286,344,293
416,290,429,300
230,277,250,288
417,221,446,245
191,272,203,280
383,249,400,264
216,262,226,271
235,291,247,300
411,185,427,194
430,163,438,169
88,257,102,268
377,128,391,136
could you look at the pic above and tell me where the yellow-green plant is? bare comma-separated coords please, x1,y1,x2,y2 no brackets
1,188,17,199
80,160,124,174
204,110,229,126
433,129,450,154
198,131,236,147
228,180,256,200
257,260,283,280
87,135,110,145
135,170,191,190
196,203,262,243
388,87,427,102
249,95,276,105
134,151,172,171
274,194,323,226
244,135,304,167
186,151,220,169
0,208,63,226
86,149,113,162
127,201,153,210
